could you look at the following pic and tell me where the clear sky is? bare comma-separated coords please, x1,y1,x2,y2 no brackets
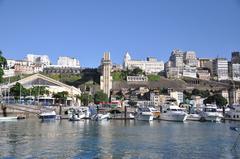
0,0,240,67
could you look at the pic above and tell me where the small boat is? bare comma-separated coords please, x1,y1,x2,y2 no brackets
129,113,135,119
160,103,187,122
135,107,154,121
39,111,56,120
0,116,18,121
91,113,110,121
225,105,240,121
68,108,85,121
200,104,223,122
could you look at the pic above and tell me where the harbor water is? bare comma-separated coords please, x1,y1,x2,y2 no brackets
0,119,240,159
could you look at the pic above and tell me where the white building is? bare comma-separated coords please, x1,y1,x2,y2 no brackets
127,75,148,82
6,59,16,69
170,91,184,105
232,63,240,81
123,52,164,74
213,58,228,81
182,66,197,78
184,51,198,67
26,54,50,66
57,56,80,67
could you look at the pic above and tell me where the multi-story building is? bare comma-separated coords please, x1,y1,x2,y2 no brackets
183,51,198,67
197,69,211,81
170,91,184,105
231,51,240,64
170,49,184,69
182,65,197,78
123,52,164,74
213,58,229,81
6,59,16,69
197,58,213,75
232,63,240,81
165,67,181,79
25,54,50,66
57,56,80,67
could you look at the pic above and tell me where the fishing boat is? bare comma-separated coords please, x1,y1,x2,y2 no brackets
160,103,188,122
135,107,154,121
39,110,56,120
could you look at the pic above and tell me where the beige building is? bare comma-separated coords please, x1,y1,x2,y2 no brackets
100,52,113,98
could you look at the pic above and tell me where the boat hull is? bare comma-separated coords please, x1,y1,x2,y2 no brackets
160,113,187,122
137,114,154,121
39,115,56,120
0,117,18,121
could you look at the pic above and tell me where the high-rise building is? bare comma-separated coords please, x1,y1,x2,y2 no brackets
100,52,112,98
213,58,229,81
123,52,164,74
183,51,198,67
26,54,50,66
231,51,240,64
57,56,80,67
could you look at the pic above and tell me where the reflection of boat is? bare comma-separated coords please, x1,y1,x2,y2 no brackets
91,113,110,121
0,116,18,121
39,111,56,120
200,104,223,122
160,103,187,122
135,107,154,121
225,105,240,121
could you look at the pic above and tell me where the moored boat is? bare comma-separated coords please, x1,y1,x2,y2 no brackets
39,111,56,120
200,104,223,122
225,105,240,121
135,107,154,121
160,103,187,122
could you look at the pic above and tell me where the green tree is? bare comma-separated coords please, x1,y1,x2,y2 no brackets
94,91,108,104
10,82,28,100
29,86,49,99
53,91,69,105
130,67,145,76
80,93,93,106
0,51,7,83
203,94,227,108
147,75,160,81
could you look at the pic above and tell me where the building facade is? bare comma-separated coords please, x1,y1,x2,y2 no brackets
26,54,50,66
213,58,229,81
123,52,164,74
57,56,80,67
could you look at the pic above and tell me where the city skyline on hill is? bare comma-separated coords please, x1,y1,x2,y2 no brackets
0,0,240,66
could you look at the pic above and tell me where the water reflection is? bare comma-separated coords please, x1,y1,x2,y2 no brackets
0,119,240,158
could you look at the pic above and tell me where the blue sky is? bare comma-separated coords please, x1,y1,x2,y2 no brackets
0,0,240,67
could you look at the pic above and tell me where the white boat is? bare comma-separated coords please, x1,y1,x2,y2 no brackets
129,113,135,119
200,104,223,122
160,103,187,122
225,105,240,121
187,113,202,121
39,111,56,120
135,107,154,121
91,113,110,121
68,108,85,121
0,116,18,121
148,107,160,119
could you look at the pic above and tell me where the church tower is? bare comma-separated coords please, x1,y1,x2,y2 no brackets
100,52,112,98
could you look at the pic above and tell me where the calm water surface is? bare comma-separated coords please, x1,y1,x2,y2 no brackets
0,119,240,159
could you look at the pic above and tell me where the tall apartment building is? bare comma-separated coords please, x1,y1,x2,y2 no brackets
232,63,240,81
123,52,164,74
57,56,80,67
170,49,184,69
197,58,213,75
213,58,229,81
26,54,50,66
